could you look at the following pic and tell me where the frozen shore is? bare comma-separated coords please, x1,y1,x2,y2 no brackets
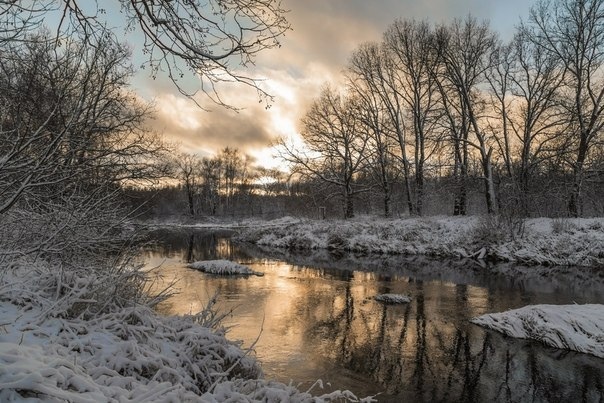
231,215,604,267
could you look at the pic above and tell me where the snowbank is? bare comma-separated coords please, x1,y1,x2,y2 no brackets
470,304,604,358
374,294,412,304
235,216,604,267
0,264,369,402
188,259,263,276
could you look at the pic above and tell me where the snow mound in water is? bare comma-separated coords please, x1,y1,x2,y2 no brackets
188,260,263,276
374,293,412,304
471,304,604,358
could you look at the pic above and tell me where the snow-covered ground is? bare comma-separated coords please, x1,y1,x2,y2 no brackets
234,215,604,267
471,304,604,358
0,264,372,402
189,259,264,276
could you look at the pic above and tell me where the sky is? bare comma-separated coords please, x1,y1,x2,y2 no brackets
134,0,537,170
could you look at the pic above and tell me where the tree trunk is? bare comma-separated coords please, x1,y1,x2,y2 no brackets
344,183,355,219
568,138,588,218
483,150,497,215
402,160,414,215
185,182,195,216
383,184,391,218
453,142,467,216
416,164,424,216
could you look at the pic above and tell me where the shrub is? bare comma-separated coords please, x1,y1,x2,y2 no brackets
327,233,349,251
551,218,577,234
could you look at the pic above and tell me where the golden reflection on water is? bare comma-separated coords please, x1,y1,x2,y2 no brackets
141,230,604,402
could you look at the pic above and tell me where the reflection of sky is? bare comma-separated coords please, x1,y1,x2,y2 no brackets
142,231,603,401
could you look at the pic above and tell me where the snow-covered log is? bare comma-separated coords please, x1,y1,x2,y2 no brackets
471,304,604,358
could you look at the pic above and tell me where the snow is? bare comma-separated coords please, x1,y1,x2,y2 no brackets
0,264,366,402
374,294,412,304
235,216,604,267
188,259,264,276
470,304,604,358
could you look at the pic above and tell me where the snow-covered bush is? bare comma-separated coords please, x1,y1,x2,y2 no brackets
551,217,577,234
236,216,604,267
188,260,263,276
469,215,512,246
327,232,349,251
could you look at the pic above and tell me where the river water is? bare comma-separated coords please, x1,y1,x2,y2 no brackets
141,228,604,402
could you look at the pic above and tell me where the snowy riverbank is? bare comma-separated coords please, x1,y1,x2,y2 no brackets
471,304,604,358
233,215,604,267
0,264,371,402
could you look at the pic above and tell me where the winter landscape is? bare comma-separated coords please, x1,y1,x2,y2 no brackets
1,0,604,402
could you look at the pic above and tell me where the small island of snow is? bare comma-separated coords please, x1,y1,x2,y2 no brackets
188,260,263,276
471,304,604,358
374,294,412,304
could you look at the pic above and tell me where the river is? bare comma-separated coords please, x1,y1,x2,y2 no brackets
141,227,604,402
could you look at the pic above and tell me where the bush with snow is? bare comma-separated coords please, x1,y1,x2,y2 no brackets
471,304,604,358
188,259,263,276
236,216,604,267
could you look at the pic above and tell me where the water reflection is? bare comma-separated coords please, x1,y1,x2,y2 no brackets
142,228,604,402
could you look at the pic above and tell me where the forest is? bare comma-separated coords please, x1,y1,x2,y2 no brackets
138,8,604,221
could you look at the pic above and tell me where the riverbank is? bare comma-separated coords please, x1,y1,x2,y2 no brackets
0,263,371,402
230,215,604,267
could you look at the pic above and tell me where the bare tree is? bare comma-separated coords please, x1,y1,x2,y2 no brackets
278,86,370,218
433,16,499,214
348,42,416,215
527,0,604,217
174,153,201,216
0,0,290,107
199,156,222,216
0,32,166,215
384,19,442,216
488,31,566,215
348,43,397,217
220,147,243,210
0,32,168,265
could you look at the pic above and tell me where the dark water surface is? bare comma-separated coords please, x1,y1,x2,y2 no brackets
141,228,604,402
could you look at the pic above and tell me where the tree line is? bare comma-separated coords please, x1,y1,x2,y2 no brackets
0,0,289,264
279,0,604,219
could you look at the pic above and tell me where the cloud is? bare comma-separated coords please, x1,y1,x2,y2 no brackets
151,92,274,157
141,0,536,169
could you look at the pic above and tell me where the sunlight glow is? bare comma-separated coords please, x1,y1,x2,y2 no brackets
157,94,202,131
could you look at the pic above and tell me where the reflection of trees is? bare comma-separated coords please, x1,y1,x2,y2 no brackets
299,275,603,402
186,233,195,263
145,229,257,263
306,275,356,363
412,289,431,399
146,229,604,402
